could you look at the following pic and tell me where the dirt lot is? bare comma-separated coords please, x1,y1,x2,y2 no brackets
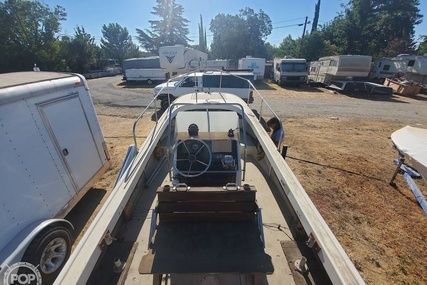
81,82,427,285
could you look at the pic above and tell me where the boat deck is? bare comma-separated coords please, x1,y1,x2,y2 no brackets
89,159,305,285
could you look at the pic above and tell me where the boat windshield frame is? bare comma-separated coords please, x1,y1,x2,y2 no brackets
166,101,248,182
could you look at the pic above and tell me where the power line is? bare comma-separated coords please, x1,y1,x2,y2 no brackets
272,17,307,25
273,22,310,30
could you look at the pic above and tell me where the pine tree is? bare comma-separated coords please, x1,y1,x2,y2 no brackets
136,0,190,53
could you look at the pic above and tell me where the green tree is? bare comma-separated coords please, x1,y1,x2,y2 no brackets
417,36,427,55
373,0,422,57
300,32,339,61
136,0,190,54
311,0,321,33
210,14,247,60
101,23,137,65
198,15,207,53
264,42,277,60
0,0,66,72
274,35,298,58
210,8,272,60
319,0,422,57
64,26,97,74
340,0,377,55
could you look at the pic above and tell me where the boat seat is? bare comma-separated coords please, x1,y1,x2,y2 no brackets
155,184,258,222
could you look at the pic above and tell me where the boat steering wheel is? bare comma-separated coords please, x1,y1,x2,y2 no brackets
173,138,212,177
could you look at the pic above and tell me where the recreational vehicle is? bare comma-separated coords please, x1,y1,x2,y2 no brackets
308,55,372,86
273,57,307,86
124,69,166,84
123,57,161,70
122,57,166,84
0,72,110,284
370,54,412,83
405,54,427,85
370,54,427,86
159,45,208,75
238,56,266,80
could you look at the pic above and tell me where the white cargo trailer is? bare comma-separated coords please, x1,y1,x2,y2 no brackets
159,45,207,74
238,56,266,80
0,72,110,284
124,68,166,84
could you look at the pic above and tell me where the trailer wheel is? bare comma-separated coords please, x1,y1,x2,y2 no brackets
22,226,72,285
147,79,153,85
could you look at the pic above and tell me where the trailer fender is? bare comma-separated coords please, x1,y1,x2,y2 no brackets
0,219,73,276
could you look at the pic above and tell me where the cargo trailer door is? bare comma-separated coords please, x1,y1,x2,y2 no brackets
38,94,103,193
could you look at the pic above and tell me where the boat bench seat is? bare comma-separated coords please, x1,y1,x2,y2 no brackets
155,185,258,222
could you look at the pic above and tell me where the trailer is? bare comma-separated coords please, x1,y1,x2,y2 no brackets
124,69,166,84
405,55,427,86
159,45,207,75
238,56,266,80
370,54,411,83
123,56,161,70
273,57,307,86
308,55,372,86
0,72,110,285
122,57,166,84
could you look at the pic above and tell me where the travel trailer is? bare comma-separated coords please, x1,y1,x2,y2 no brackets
159,45,208,75
370,54,412,83
370,54,427,86
55,73,366,285
405,54,427,85
123,56,161,70
238,56,266,80
0,72,110,284
308,55,372,86
273,57,307,86
124,69,166,84
122,57,166,84
153,71,255,109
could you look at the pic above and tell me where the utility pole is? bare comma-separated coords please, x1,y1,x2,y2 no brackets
300,16,308,57
301,16,308,42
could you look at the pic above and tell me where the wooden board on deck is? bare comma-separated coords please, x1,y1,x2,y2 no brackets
139,221,273,275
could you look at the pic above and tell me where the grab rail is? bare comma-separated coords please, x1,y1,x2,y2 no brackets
131,71,284,172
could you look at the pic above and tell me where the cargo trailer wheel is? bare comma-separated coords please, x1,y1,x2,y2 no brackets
147,79,153,85
22,226,72,285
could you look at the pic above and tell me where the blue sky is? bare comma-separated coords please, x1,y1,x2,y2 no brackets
41,0,426,47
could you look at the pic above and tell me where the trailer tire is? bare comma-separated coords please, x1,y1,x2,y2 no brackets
147,79,153,85
21,226,72,285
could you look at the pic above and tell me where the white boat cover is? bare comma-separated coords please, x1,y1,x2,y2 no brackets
391,125,427,181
